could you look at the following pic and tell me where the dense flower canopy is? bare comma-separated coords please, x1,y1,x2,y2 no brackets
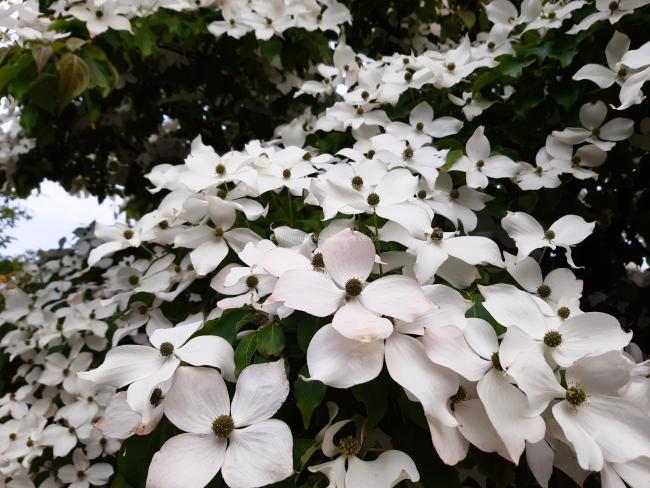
1,0,650,487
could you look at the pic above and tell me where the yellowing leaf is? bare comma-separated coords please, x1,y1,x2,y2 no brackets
57,52,89,111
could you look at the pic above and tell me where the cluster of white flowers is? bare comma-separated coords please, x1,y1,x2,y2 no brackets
0,98,35,179
1,0,350,40
0,229,119,488
1,0,650,487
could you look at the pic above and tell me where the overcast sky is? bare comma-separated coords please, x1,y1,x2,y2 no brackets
3,180,124,256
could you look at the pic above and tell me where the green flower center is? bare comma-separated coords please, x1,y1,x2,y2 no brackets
282,169,291,179
403,147,414,159
214,227,224,238
338,435,360,456
246,275,259,289
150,387,163,406
544,230,555,240
417,189,427,199
491,352,504,371
557,306,571,320
476,159,485,168
543,330,562,348
416,122,424,131
429,227,444,241
566,386,587,407
447,62,456,71
215,164,226,175
159,342,175,357
128,275,140,286
123,229,134,240
212,415,235,438
367,192,380,206
356,106,364,115
345,278,363,297
311,252,324,268
158,220,169,229
537,284,551,298
351,176,364,190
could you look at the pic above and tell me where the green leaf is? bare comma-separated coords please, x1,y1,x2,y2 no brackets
458,10,476,29
294,367,326,428
257,323,286,357
472,68,502,93
0,53,33,94
352,375,389,427
31,45,53,73
57,52,90,111
260,39,283,62
201,308,255,344
443,148,464,171
296,317,321,352
81,46,118,92
234,333,258,374
109,474,134,488
498,56,534,78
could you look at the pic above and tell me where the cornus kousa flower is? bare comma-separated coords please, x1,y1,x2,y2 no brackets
480,283,632,367
424,172,492,233
308,413,420,487
423,319,546,463
173,197,260,275
453,126,519,189
378,220,504,284
269,228,433,342
506,351,650,472
78,314,236,409
146,361,293,488
58,448,113,488
573,31,634,89
504,254,583,310
68,0,132,37
501,211,595,267
385,101,463,147
306,315,459,428
552,101,634,151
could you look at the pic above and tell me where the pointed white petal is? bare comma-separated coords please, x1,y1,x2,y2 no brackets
146,433,226,488
231,360,289,427
222,420,294,488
